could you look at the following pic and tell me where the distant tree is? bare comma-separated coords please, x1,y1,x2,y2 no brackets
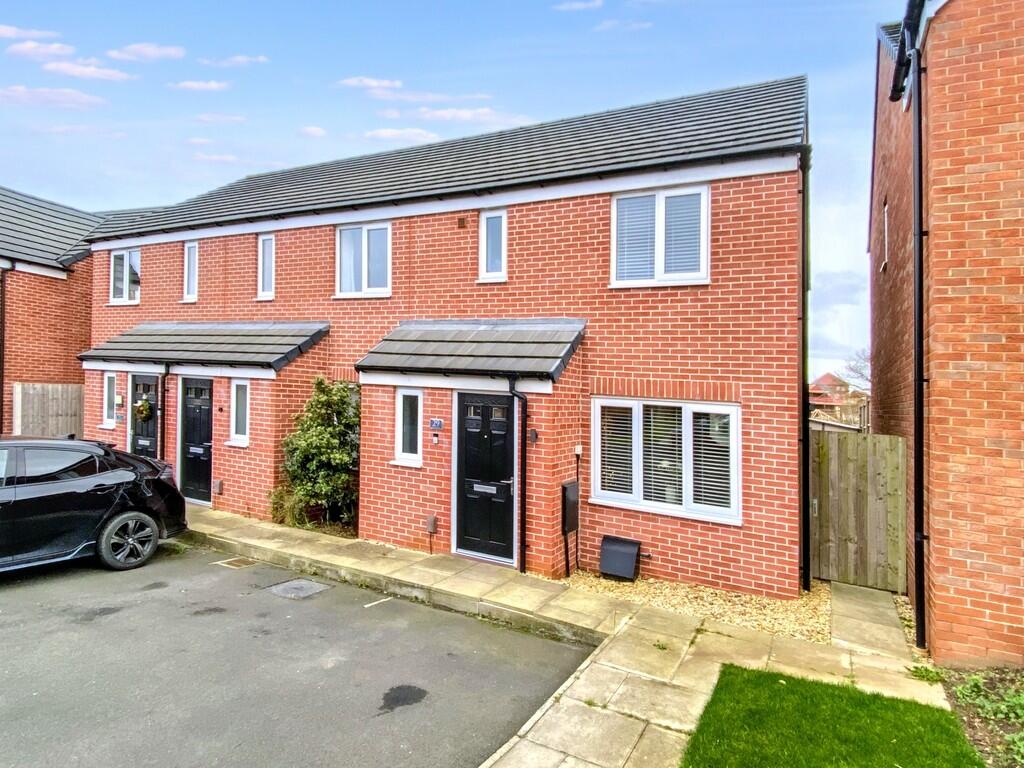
843,348,871,392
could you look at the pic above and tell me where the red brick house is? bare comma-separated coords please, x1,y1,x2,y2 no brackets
870,0,1024,664
81,77,810,596
0,186,98,435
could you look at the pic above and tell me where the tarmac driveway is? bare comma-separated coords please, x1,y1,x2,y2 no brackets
0,545,588,768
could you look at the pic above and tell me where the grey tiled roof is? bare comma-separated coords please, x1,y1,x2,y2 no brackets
0,185,103,268
90,76,808,241
356,319,586,381
879,22,902,58
80,321,329,370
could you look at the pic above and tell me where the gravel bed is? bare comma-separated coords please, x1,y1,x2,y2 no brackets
562,571,832,644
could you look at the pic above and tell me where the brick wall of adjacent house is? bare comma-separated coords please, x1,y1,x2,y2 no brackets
2,260,92,434
84,166,802,595
870,0,1024,666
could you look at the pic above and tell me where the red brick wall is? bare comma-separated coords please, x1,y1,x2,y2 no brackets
2,260,92,434
84,168,802,595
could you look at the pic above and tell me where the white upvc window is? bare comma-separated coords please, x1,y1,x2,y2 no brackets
478,209,507,282
257,234,275,300
228,379,250,446
183,241,199,302
590,397,741,525
393,387,422,466
102,372,117,428
335,222,391,298
610,185,709,288
109,248,141,304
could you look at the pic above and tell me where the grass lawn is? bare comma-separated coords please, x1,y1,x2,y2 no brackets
681,665,983,768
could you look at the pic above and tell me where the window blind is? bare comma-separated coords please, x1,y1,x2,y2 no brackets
600,405,634,494
664,193,701,275
642,404,683,506
692,411,732,508
615,195,655,281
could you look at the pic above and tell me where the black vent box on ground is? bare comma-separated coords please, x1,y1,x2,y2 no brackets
599,535,641,581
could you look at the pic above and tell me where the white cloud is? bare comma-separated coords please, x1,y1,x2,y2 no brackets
593,19,653,31
0,84,105,109
43,59,136,81
364,128,440,143
107,42,185,61
377,108,401,119
6,40,74,59
196,112,245,123
169,80,230,91
300,125,327,137
0,24,59,39
199,54,269,67
186,137,213,144
340,75,402,89
415,106,533,128
553,0,603,9
194,152,238,163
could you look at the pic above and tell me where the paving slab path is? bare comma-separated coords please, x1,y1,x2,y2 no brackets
184,507,949,768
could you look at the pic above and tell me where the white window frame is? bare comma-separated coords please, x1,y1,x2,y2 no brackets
392,387,423,467
109,248,141,304
880,201,890,274
590,396,741,526
101,372,117,429
477,209,507,283
609,184,710,288
182,241,199,302
227,379,250,447
334,221,392,298
256,233,275,300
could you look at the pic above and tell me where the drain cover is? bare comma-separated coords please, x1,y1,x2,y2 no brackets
267,578,332,599
213,557,259,569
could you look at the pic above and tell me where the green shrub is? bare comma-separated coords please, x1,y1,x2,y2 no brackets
269,484,310,527
908,664,945,684
277,378,360,524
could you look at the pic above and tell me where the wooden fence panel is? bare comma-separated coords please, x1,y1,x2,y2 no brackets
809,430,906,592
11,383,84,438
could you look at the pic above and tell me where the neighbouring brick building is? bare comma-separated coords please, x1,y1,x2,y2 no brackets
0,186,98,436
79,77,810,596
870,0,1024,665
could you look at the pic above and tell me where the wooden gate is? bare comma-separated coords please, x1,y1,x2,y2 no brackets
809,431,906,592
11,382,84,437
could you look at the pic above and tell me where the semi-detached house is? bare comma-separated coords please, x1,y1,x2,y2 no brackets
80,76,810,596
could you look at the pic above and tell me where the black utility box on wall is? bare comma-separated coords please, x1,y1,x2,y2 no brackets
599,535,641,580
561,480,579,534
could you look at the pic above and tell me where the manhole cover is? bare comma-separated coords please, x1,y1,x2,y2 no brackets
213,557,259,569
267,579,332,600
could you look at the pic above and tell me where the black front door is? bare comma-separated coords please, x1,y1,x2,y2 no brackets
456,393,515,561
181,378,213,502
130,375,159,458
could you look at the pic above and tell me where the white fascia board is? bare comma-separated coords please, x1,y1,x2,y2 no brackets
12,261,67,280
82,360,276,379
358,371,552,394
0,258,12,270
82,361,165,374
91,155,800,252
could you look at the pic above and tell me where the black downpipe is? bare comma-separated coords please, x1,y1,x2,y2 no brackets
0,265,7,434
909,33,928,650
158,363,169,461
507,376,528,573
799,146,812,593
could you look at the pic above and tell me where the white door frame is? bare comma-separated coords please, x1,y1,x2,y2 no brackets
449,389,520,569
177,375,214,507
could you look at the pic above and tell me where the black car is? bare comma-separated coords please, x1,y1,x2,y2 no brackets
0,437,187,573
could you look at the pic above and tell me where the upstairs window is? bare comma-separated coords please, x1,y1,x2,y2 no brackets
611,186,709,287
478,209,507,282
336,222,391,297
183,241,199,302
591,397,740,525
110,248,141,304
257,234,275,300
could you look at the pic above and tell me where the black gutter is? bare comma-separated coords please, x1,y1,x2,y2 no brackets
889,0,925,102
799,141,812,593
0,264,8,433
507,376,528,573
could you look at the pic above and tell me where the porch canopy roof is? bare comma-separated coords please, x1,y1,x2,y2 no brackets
355,318,586,382
79,321,329,371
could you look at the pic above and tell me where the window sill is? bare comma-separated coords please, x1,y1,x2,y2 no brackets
588,496,741,527
97,424,116,431
225,439,249,448
106,300,140,307
476,276,507,284
332,292,392,300
389,458,422,469
180,298,197,304
255,295,274,302
609,277,710,289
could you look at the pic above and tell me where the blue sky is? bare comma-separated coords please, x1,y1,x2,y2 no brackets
0,0,893,379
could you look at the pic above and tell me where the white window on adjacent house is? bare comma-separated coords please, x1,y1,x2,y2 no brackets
183,241,199,302
229,379,250,446
393,388,422,466
336,222,391,298
102,372,117,428
109,248,141,304
880,201,890,274
611,185,709,287
478,209,507,282
257,234,275,300
591,397,741,525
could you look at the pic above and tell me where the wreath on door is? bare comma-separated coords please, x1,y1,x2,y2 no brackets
133,397,153,422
